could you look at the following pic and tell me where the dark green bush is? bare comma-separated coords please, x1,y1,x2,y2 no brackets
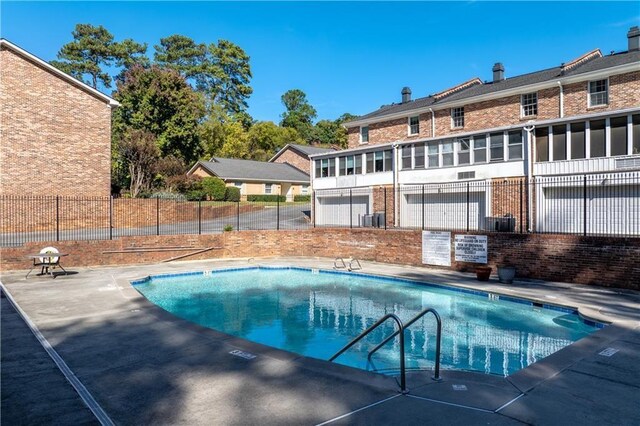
201,177,226,201
225,186,241,202
246,194,286,202
293,195,311,202
186,190,206,201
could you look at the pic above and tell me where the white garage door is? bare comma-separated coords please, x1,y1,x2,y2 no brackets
541,185,640,235
315,195,370,226
402,191,486,230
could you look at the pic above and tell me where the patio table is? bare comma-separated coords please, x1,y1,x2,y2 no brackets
26,253,68,278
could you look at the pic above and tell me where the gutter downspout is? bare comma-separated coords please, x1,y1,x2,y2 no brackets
523,124,535,232
392,143,400,227
557,81,564,118
428,108,436,137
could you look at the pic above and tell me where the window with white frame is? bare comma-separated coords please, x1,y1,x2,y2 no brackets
301,185,309,195
451,107,464,128
442,140,454,166
473,135,487,163
521,92,538,117
360,126,369,144
265,184,273,194
408,116,420,135
338,155,362,176
365,150,392,173
402,145,412,169
490,133,504,161
588,79,608,107
316,158,336,177
427,143,439,167
414,144,425,168
457,138,470,165
508,130,523,160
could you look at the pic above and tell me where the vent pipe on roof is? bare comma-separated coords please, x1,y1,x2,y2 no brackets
492,63,505,82
401,87,412,103
628,26,640,51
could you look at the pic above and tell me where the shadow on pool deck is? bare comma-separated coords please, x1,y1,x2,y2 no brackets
1,257,639,425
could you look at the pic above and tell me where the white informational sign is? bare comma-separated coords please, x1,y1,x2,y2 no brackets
422,231,451,267
454,235,488,263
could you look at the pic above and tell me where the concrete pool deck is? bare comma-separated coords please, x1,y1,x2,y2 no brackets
1,257,639,425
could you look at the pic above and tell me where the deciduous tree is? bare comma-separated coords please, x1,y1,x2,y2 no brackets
113,65,206,164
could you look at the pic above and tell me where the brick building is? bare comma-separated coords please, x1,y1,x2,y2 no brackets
0,39,119,197
269,143,335,176
311,27,640,235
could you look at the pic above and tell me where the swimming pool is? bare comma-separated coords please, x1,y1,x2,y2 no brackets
132,266,603,377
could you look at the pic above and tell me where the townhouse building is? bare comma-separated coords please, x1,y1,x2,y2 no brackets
311,27,640,236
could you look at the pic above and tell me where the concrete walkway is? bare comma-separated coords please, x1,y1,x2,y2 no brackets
2,258,639,425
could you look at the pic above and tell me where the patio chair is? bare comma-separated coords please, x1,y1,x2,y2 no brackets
26,246,67,278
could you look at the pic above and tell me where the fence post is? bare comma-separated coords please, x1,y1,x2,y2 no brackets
349,189,353,229
236,200,240,231
422,185,425,231
156,197,160,236
312,191,316,228
198,200,202,235
56,195,60,241
109,196,113,240
583,174,587,236
383,187,387,230
277,195,280,231
466,183,470,233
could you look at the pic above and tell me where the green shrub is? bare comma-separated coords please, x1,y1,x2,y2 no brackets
293,195,311,202
223,224,234,232
246,194,286,202
201,177,226,201
225,186,241,202
186,190,206,201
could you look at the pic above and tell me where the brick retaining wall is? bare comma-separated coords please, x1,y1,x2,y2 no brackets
1,230,637,289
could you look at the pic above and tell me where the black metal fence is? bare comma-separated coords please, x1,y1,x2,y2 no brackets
0,196,312,247
1,173,638,246
313,173,640,237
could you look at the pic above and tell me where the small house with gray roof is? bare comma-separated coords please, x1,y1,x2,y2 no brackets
188,157,311,201
311,27,640,235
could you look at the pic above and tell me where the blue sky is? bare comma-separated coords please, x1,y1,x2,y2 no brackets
1,2,638,123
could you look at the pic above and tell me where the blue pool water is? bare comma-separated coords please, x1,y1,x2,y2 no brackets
132,267,602,376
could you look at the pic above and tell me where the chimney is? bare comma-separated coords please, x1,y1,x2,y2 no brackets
401,87,412,103
628,26,640,51
492,63,505,82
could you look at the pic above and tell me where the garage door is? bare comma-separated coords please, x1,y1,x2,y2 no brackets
315,195,370,227
541,185,640,235
401,191,486,230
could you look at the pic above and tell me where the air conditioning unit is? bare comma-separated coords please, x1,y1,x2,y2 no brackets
485,215,516,232
362,214,373,227
372,212,386,228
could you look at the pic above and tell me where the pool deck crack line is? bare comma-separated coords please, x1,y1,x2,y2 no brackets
567,367,640,389
314,394,402,425
404,393,495,413
494,392,526,413
0,282,115,426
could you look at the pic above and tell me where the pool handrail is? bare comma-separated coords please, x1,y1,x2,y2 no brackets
328,313,407,393
367,307,443,382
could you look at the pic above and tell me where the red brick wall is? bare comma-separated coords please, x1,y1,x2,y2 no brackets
347,71,639,148
564,71,640,117
0,47,113,197
272,149,311,175
2,230,637,289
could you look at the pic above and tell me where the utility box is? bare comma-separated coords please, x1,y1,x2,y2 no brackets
373,212,386,228
486,215,516,232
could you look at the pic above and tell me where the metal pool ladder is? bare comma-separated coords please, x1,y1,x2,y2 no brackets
333,257,362,271
328,308,443,393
